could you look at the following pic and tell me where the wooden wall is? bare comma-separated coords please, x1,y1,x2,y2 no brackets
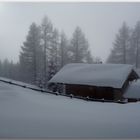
65,84,121,100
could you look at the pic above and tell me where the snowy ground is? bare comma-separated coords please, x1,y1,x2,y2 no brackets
0,77,40,90
0,81,140,138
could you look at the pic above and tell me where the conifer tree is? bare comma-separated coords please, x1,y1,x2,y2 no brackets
70,26,93,63
107,22,130,64
19,23,42,84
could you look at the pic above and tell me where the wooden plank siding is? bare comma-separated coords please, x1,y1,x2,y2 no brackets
64,70,139,101
65,84,115,100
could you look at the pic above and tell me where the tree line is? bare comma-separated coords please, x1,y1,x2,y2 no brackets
2,16,139,87
0,16,98,87
0,59,20,80
107,21,140,68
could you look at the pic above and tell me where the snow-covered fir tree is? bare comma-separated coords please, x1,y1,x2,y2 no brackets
19,23,42,85
59,31,69,68
107,22,130,64
69,26,93,63
48,28,59,80
130,21,140,68
41,16,53,86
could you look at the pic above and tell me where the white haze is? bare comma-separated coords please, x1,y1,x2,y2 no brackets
0,2,140,62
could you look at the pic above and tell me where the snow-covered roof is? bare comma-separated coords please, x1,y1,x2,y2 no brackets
49,63,138,89
124,79,140,99
1,80,140,138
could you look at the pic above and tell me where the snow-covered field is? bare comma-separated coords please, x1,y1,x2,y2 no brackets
0,77,40,90
0,81,140,138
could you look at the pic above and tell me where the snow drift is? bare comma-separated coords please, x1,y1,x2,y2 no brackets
124,79,140,99
0,81,140,138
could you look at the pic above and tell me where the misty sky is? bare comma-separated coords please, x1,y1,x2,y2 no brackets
0,2,140,63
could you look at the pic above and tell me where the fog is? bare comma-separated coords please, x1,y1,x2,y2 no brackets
0,2,140,62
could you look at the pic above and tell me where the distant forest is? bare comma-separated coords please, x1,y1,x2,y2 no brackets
107,21,140,68
0,16,140,87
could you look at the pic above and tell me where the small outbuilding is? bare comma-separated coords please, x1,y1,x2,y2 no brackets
48,63,139,101
124,79,140,102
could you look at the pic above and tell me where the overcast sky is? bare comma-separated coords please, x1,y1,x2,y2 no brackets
0,2,140,63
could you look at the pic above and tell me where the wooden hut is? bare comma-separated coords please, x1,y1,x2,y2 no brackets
48,63,139,101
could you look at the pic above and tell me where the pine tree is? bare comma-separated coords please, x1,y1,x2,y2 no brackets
107,22,130,64
2,59,11,78
70,26,93,63
41,16,53,86
131,21,140,68
48,28,59,80
59,32,69,67
19,22,42,85
12,62,20,81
